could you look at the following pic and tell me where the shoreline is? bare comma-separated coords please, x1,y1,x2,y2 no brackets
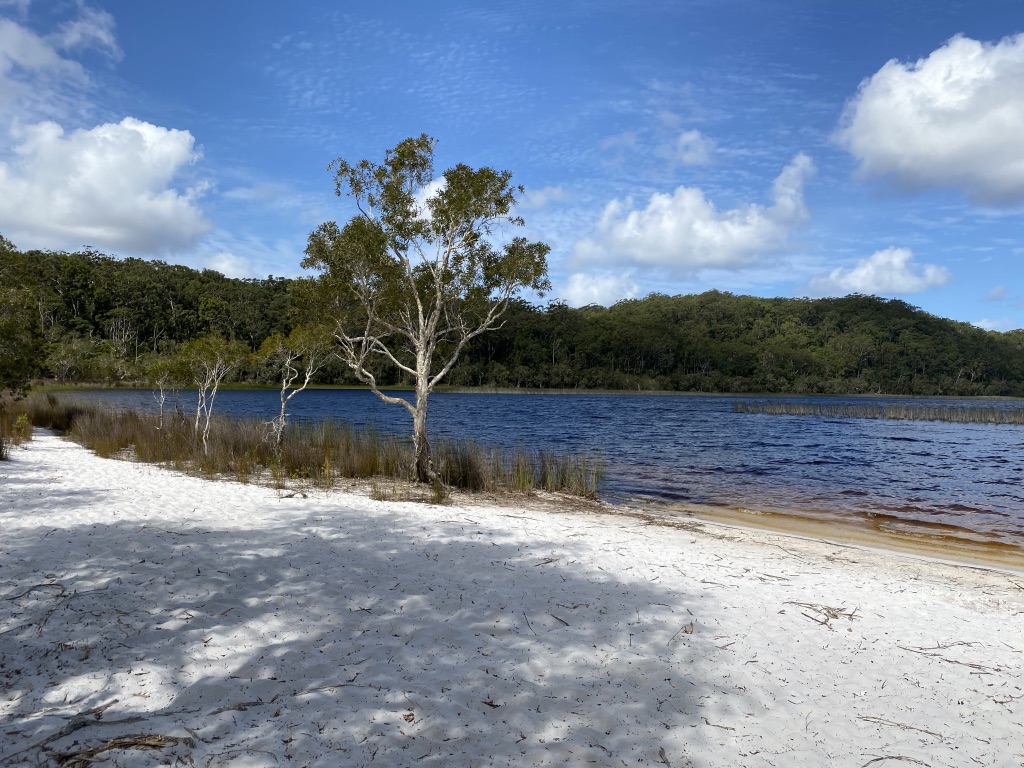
36,380,1024,401
625,499,1024,576
2,433,1023,766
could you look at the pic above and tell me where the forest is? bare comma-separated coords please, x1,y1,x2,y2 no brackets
3,239,1024,398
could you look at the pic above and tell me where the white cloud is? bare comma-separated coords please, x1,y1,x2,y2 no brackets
835,34,1024,205
656,129,716,166
51,6,120,59
572,154,814,275
412,176,447,219
973,316,1017,332
0,6,118,116
0,17,83,106
807,247,950,296
0,117,211,254
520,185,570,209
560,272,639,308
206,251,258,279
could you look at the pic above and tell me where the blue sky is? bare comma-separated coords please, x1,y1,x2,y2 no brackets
2,1,1024,330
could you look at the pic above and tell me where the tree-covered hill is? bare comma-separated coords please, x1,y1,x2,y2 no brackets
3,240,1023,396
448,293,1024,396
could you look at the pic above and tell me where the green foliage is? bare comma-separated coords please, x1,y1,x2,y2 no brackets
303,135,551,482
449,293,1024,397
0,285,41,399
4,228,1024,398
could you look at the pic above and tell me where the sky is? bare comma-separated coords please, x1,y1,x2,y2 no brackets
2,1,1024,330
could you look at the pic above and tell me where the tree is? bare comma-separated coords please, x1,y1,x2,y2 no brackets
144,353,186,430
257,324,334,446
0,287,40,405
176,334,249,455
303,135,550,482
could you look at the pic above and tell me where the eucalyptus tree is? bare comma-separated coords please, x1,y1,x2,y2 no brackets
257,324,334,446
303,135,550,482
176,334,249,455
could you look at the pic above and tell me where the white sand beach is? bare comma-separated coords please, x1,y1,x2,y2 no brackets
2,432,1023,767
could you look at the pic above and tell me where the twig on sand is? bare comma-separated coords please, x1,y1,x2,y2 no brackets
785,602,858,629
0,700,144,765
861,756,930,767
3,583,66,601
701,717,734,731
294,682,389,697
857,716,943,739
48,733,194,768
208,700,265,715
667,621,695,646
523,612,537,635
896,645,997,672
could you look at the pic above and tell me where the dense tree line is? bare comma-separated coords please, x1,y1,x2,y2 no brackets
3,239,1023,397
449,293,1024,396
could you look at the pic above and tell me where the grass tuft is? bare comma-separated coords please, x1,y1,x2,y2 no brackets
6,395,604,500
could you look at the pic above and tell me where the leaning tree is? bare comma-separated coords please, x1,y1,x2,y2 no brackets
302,134,550,482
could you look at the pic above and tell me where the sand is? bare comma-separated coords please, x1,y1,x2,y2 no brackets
1,432,1023,767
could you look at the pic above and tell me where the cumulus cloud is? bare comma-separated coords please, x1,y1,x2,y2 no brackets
206,251,258,279
835,34,1024,205
0,117,211,253
807,247,950,296
560,272,639,308
572,154,814,275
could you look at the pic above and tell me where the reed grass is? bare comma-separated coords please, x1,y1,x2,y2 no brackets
734,399,1024,425
9,394,605,499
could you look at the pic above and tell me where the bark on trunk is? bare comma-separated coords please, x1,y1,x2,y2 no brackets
412,382,433,483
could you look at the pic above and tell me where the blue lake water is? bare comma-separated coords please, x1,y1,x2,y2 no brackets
68,389,1024,548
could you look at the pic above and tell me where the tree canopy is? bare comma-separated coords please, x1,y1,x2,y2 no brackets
302,135,551,481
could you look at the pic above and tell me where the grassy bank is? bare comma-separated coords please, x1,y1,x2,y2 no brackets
734,399,1024,425
1,395,603,500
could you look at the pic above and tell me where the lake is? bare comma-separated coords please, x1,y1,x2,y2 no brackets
66,388,1024,549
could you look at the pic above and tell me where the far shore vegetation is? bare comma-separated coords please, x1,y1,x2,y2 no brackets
4,238,1024,401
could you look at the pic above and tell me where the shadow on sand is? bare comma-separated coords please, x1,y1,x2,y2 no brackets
0,447,753,767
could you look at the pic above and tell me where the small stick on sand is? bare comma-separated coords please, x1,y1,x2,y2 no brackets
857,716,944,739
48,733,194,768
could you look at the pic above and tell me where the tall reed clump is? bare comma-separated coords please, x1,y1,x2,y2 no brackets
13,395,605,499
734,399,1024,425
0,412,32,459
434,439,605,500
